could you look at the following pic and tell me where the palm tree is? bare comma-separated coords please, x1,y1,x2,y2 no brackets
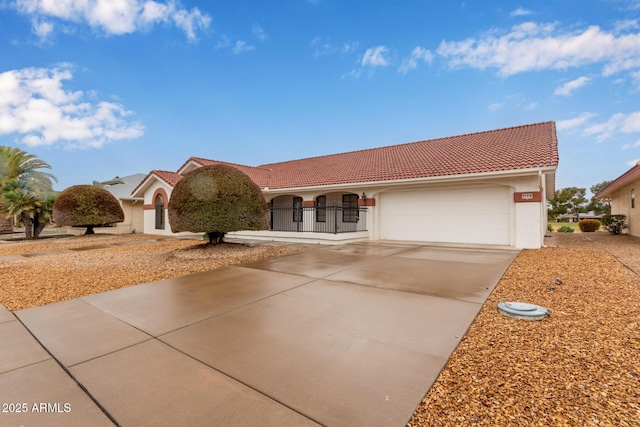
1,179,40,239
33,194,57,239
0,147,57,236
0,146,57,191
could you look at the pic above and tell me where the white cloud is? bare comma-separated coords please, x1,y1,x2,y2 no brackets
398,46,433,74
622,139,640,149
582,111,640,142
31,17,54,43
232,40,255,54
627,158,640,167
622,111,640,132
252,25,267,41
361,46,389,67
0,65,143,149
12,0,211,42
215,35,231,50
556,112,597,130
510,7,533,17
341,69,362,79
437,22,640,79
614,19,639,33
554,76,591,96
311,37,359,57
487,94,537,112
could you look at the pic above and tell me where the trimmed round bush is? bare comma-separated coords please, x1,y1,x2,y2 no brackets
168,164,268,244
578,219,601,233
53,185,124,234
601,214,628,235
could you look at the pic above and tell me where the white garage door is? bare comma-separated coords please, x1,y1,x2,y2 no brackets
379,186,511,245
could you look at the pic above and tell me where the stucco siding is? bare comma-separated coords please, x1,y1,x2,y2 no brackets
610,181,639,237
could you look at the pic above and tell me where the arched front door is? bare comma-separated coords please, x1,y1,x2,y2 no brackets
155,194,165,229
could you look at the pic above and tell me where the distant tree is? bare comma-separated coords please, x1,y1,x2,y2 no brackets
53,185,124,234
33,194,57,239
168,164,268,244
0,146,56,191
0,179,56,239
0,146,57,233
1,179,40,239
548,187,588,222
587,180,613,215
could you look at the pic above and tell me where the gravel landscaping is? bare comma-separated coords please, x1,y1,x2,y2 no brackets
1,232,638,425
409,232,640,426
0,234,301,311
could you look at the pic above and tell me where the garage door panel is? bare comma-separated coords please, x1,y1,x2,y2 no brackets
379,187,511,245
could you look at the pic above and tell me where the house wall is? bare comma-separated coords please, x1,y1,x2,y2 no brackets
115,200,144,234
64,199,144,235
610,181,639,236
364,174,544,249
142,181,174,236
140,170,551,248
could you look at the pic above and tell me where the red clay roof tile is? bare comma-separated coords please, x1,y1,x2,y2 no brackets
137,121,558,192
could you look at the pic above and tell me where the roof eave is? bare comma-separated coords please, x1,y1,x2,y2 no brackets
596,163,640,198
131,173,175,198
176,158,204,175
262,166,558,194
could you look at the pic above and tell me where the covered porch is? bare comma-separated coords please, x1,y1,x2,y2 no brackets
228,192,372,245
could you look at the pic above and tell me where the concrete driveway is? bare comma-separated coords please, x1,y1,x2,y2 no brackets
2,242,518,426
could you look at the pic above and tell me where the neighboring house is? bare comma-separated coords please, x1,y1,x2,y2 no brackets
132,121,559,249
66,174,146,235
555,212,604,222
596,161,640,237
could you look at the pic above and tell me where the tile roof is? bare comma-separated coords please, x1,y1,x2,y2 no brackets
136,121,558,193
187,157,272,188
130,170,183,197
152,170,184,187
596,161,640,198
260,121,558,189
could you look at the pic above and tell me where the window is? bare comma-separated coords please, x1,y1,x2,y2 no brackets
269,199,274,230
633,189,636,209
316,196,327,222
155,194,165,229
342,194,359,223
293,197,303,222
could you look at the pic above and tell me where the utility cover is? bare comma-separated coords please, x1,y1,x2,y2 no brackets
498,302,550,321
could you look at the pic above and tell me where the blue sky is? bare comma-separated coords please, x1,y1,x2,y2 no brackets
1,1,640,195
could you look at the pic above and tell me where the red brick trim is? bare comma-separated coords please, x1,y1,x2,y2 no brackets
144,188,170,210
301,201,316,207
358,198,376,207
514,191,542,202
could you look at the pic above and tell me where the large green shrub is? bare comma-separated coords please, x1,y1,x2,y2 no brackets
53,185,124,234
578,219,601,232
557,225,574,233
600,214,628,235
168,164,268,244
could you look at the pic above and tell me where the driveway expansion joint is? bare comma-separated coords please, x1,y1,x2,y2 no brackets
14,315,121,427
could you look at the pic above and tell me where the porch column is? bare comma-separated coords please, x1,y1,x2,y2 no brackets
514,191,543,249
301,200,316,232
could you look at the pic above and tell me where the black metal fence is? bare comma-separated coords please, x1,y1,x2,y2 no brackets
270,204,368,234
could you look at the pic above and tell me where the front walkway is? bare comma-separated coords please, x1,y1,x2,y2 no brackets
1,242,518,426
